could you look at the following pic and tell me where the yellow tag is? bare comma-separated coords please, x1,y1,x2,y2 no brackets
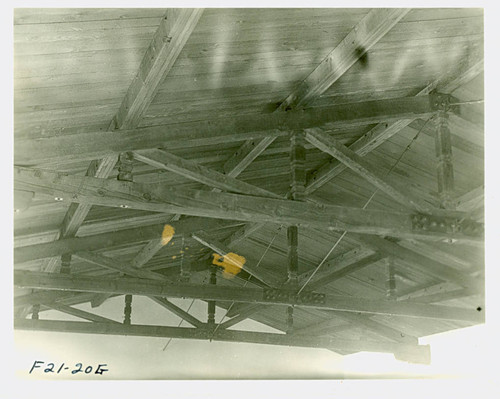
212,252,246,278
161,224,175,246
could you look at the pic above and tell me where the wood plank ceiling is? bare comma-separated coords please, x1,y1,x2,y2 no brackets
13,8,484,365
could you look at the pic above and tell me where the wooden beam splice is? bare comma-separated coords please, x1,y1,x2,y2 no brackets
133,149,281,199
14,167,483,245
305,128,436,213
305,57,484,196
191,232,283,287
14,271,484,323
278,8,409,110
15,96,439,166
14,319,430,364
221,9,408,181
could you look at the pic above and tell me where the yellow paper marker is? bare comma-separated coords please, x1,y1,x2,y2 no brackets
212,252,246,279
161,224,175,246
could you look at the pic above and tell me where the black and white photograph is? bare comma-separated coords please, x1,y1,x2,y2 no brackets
6,1,497,397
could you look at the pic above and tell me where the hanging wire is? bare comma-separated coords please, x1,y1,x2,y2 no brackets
209,224,283,338
162,298,196,351
163,235,188,352
298,115,436,294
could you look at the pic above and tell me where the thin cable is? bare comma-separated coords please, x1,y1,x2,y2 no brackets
163,235,187,352
162,298,196,351
210,225,283,337
298,116,435,294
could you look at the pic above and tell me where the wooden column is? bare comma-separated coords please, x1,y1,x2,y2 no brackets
207,267,217,330
287,131,306,332
123,295,132,325
435,97,455,209
287,131,306,284
31,304,40,320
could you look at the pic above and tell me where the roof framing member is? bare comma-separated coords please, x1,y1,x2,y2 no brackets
14,319,430,364
304,56,484,195
304,127,438,213
14,271,483,323
223,8,409,177
14,167,483,245
42,9,203,272
14,95,442,166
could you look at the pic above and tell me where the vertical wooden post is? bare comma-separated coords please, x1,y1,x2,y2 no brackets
290,131,307,201
31,304,40,320
207,267,216,329
287,131,307,332
287,226,298,283
60,253,72,274
386,257,396,300
435,99,455,209
287,130,306,285
123,294,132,325
286,306,294,335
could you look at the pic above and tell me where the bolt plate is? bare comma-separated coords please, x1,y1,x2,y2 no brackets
411,213,483,237
263,289,325,305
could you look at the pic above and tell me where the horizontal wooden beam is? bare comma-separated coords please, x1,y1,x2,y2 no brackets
14,271,484,323
14,319,430,364
133,149,281,199
15,96,440,165
14,167,482,244
305,128,436,213
14,217,238,264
